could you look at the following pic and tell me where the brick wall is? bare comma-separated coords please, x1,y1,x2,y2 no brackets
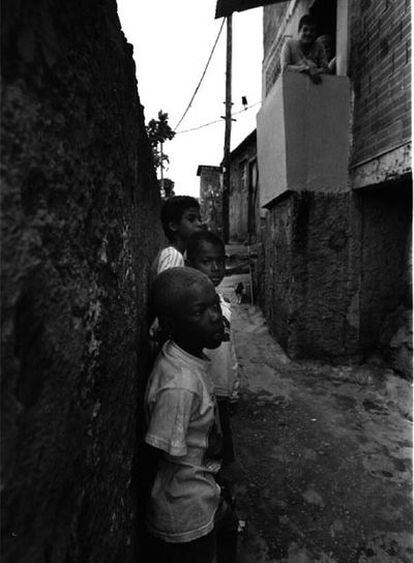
1,1,162,560
350,0,411,165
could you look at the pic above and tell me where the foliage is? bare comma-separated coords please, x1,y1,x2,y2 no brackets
146,110,175,169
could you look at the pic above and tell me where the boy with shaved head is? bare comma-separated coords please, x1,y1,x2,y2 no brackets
145,267,237,562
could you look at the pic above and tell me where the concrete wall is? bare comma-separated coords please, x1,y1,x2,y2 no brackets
1,1,163,561
350,0,411,166
257,73,350,207
198,166,223,236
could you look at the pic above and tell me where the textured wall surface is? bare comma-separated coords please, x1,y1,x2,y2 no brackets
259,182,412,365
350,0,411,165
1,1,162,561
357,180,412,348
260,192,360,361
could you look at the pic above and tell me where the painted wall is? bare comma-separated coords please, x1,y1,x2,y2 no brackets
257,72,350,207
1,1,163,560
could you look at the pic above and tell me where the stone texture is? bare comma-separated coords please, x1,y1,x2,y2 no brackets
1,1,162,561
259,192,360,361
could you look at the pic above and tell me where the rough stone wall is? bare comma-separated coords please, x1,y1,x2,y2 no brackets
260,192,360,361
198,166,223,236
356,180,412,350
350,0,411,165
229,139,257,243
1,1,162,561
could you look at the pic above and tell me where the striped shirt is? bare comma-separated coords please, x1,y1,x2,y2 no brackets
152,246,185,277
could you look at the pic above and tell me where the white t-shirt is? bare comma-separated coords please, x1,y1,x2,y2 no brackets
145,341,222,543
204,294,239,401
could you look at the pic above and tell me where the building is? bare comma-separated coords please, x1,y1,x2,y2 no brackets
228,129,262,243
255,0,411,374
197,165,223,235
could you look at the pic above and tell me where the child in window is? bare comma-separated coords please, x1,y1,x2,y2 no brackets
145,267,238,562
281,14,328,84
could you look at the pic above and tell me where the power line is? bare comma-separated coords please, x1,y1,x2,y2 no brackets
173,19,226,132
175,102,261,134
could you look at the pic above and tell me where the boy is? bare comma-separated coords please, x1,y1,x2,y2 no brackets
152,195,203,275
186,231,240,467
145,267,237,562
281,14,328,84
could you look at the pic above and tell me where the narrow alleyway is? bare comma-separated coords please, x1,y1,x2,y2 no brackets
219,276,412,563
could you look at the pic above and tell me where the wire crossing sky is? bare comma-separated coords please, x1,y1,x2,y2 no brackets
174,18,226,132
117,1,263,197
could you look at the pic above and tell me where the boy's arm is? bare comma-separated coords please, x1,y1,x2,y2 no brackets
145,388,194,456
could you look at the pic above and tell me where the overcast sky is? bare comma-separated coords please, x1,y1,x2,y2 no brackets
117,1,263,197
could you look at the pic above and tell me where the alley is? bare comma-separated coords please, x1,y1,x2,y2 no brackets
219,276,412,563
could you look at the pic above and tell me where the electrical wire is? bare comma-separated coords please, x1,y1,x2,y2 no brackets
173,19,226,132
175,102,261,134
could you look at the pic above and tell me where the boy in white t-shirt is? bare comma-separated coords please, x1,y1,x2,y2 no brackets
186,231,240,472
151,195,203,276
145,267,237,562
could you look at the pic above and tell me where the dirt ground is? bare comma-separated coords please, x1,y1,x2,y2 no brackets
218,275,413,563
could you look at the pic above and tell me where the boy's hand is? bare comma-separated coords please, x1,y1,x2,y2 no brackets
309,68,322,84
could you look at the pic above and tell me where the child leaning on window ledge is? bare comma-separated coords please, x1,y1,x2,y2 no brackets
281,14,328,84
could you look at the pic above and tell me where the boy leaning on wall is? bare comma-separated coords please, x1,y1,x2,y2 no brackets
144,267,238,563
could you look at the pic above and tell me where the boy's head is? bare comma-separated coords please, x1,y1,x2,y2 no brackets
186,231,226,288
152,267,224,355
298,14,317,44
161,196,202,245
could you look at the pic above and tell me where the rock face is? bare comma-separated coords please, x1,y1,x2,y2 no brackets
1,1,162,561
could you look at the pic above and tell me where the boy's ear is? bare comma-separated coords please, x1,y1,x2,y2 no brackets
168,220,179,234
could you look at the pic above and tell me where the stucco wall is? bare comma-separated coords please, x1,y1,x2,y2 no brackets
1,1,162,561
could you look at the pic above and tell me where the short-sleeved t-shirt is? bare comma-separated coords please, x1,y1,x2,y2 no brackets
152,246,184,277
281,38,328,71
204,294,239,401
145,341,222,543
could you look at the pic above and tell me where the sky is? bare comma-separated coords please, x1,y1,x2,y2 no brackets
116,1,263,197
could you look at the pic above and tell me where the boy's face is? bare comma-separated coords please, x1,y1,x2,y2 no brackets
170,207,203,242
189,242,225,287
299,24,316,45
169,280,224,356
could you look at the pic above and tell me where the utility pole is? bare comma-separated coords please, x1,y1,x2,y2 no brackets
159,141,164,196
222,14,232,243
